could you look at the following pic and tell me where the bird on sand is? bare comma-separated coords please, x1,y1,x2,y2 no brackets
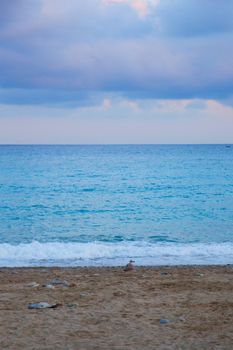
123,260,135,271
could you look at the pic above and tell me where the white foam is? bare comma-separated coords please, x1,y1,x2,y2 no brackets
0,241,233,267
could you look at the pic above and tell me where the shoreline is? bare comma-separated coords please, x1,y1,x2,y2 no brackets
1,265,233,349
1,263,232,270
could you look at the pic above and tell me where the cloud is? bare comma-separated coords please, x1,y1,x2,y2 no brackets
103,98,112,109
1,35,233,102
185,100,207,110
104,0,160,18
1,98,232,144
0,0,233,107
155,0,233,37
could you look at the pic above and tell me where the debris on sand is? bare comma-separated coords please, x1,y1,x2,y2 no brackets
50,278,66,285
160,272,168,276
79,292,89,298
42,284,55,289
177,316,186,322
28,302,61,309
46,278,77,288
159,319,170,324
196,273,205,277
26,282,40,288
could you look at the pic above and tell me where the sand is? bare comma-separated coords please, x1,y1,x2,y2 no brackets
0,265,233,350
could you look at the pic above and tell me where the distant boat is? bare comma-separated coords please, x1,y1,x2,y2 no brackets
225,145,231,148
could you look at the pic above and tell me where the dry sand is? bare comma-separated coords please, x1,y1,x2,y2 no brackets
0,266,233,350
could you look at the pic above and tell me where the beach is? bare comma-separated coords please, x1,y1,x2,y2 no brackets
0,266,233,350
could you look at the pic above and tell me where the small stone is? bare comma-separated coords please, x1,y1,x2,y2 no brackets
79,293,89,298
196,273,204,277
26,282,40,288
159,319,170,324
63,281,77,288
177,316,186,322
50,278,65,285
113,291,125,297
69,282,77,287
67,303,78,308
160,272,168,276
42,284,55,289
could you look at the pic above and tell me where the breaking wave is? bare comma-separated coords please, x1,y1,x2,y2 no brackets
1,241,233,267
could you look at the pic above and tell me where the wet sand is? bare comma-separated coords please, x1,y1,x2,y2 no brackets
0,266,233,350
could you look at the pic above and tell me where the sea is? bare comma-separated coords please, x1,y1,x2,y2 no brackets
0,144,233,267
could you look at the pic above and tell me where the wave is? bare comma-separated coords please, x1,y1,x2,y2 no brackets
0,241,233,267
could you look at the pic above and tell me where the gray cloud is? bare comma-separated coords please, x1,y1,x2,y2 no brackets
0,0,233,106
155,0,233,37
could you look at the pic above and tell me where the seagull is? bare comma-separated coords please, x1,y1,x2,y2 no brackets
123,260,135,271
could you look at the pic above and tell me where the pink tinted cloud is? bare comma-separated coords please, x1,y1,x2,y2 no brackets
131,0,148,18
104,0,160,18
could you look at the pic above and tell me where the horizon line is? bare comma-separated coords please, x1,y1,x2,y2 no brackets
0,143,232,146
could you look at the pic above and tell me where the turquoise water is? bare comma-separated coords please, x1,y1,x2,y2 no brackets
0,145,233,266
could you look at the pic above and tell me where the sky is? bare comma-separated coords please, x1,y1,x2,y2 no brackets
0,0,233,144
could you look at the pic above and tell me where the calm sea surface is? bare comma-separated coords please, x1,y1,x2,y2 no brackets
0,145,233,266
